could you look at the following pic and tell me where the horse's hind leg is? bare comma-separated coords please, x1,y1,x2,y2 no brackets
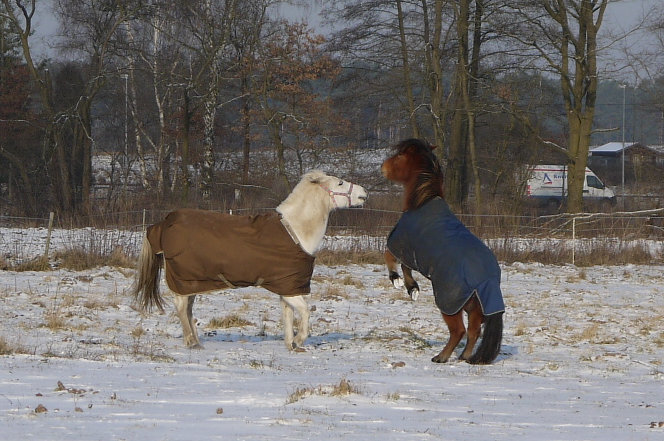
432,312,465,363
459,297,483,361
174,294,202,349
281,295,310,350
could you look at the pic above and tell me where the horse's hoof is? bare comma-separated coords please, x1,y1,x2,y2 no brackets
188,343,204,350
287,342,307,353
391,276,404,289
409,288,420,301
431,355,448,363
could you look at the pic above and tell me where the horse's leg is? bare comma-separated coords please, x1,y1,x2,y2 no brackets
280,296,295,350
385,250,420,299
401,265,420,300
459,297,483,361
281,295,310,349
174,294,202,349
385,250,404,288
432,312,466,363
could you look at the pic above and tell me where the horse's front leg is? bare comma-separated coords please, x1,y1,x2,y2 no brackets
280,296,295,349
280,295,310,351
385,250,420,300
401,265,420,301
385,250,404,288
174,294,203,349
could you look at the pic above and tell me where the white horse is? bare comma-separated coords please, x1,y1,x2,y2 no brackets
131,170,367,350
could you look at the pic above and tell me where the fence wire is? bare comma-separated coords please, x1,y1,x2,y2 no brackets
1,208,662,266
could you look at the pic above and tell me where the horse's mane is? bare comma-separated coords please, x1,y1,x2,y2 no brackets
393,139,444,210
275,170,332,255
277,170,329,212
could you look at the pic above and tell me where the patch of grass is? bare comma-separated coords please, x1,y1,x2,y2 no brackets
54,247,135,271
330,378,361,396
207,314,254,329
83,298,118,311
340,275,365,289
10,256,51,271
398,326,432,350
286,378,361,404
42,311,67,330
318,284,348,301
315,250,384,266
131,325,146,339
386,391,401,401
0,336,10,355
286,385,318,404
513,322,528,337
249,359,266,369
578,323,600,342
55,248,106,271
0,336,26,355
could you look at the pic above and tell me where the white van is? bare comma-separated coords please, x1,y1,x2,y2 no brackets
525,165,616,211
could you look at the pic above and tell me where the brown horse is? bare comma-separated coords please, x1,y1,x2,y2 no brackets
382,139,504,365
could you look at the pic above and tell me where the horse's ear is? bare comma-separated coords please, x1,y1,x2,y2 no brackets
304,169,325,184
429,145,437,151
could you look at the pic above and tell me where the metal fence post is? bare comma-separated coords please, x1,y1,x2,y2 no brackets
572,216,576,265
44,212,55,259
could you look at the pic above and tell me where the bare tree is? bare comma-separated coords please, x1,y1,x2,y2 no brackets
2,0,128,215
256,21,343,189
502,0,609,213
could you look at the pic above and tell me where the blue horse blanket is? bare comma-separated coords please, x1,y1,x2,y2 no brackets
387,197,505,316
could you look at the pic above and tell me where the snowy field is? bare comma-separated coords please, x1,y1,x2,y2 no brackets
1,228,663,440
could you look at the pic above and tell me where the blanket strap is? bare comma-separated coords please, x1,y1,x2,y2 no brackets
217,273,236,289
280,216,301,245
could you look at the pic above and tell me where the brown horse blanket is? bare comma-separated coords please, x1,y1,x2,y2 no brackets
146,209,315,296
387,197,505,316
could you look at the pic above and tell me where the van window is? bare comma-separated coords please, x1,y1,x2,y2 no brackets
586,175,604,189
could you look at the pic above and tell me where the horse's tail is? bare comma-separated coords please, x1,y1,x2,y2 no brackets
131,235,165,313
468,312,503,365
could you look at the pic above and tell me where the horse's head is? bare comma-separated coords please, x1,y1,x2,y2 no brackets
304,170,368,209
381,138,444,210
277,170,368,255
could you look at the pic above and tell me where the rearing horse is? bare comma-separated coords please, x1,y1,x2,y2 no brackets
382,139,504,365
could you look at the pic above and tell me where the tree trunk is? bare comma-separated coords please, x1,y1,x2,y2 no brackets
180,86,192,200
422,0,446,151
201,89,218,199
446,0,471,211
241,74,251,185
396,0,419,138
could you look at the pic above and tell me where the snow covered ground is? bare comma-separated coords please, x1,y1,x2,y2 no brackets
1,228,663,440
